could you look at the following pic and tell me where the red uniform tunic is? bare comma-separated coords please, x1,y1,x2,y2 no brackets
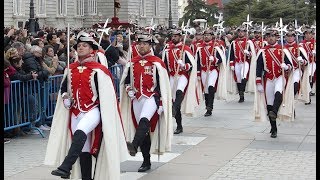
69,62,100,117
190,40,203,56
251,37,264,54
256,44,292,84
301,39,316,63
131,41,140,58
197,41,219,72
229,37,250,66
131,57,158,100
285,42,301,70
164,42,193,77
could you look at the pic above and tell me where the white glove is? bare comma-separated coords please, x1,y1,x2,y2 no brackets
244,50,250,55
230,66,235,71
312,49,316,55
297,56,304,64
281,63,289,70
257,84,264,93
177,59,185,68
209,56,214,61
127,90,135,99
157,106,164,115
63,98,72,109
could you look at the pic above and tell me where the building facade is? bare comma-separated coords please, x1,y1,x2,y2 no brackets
4,0,179,29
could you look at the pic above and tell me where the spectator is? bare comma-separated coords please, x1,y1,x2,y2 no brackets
4,58,14,144
11,41,26,57
5,47,19,60
42,45,61,75
4,28,16,50
8,56,43,133
100,33,120,67
46,32,63,55
22,45,49,82
9,56,38,81
31,38,45,48
22,45,51,131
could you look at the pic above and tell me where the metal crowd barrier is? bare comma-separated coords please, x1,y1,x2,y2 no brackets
4,79,42,135
4,64,124,137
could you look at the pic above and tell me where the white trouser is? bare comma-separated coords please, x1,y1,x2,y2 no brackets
234,62,249,83
265,76,286,105
71,107,101,152
201,69,218,90
133,96,157,124
293,68,302,83
308,62,316,77
170,75,188,100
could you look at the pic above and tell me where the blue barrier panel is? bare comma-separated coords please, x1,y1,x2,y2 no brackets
42,74,64,120
4,79,41,131
109,64,124,99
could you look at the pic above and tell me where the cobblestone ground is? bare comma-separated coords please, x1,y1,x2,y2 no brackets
208,148,316,180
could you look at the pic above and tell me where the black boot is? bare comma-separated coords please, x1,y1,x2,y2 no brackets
174,110,183,134
305,98,311,105
309,81,315,96
237,83,244,103
204,86,215,117
127,118,150,156
204,93,209,109
51,130,87,179
79,152,92,180
294,82,299,96
138,134,151,172
269,92,283,120
239,79,247,103
267,105,273,133
270,118,277,138
172,90,184,117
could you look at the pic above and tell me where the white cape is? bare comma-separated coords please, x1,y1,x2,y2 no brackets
44,68,128,180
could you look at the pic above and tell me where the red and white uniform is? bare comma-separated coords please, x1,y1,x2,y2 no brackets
301,39,316,78
195,41,223,89
162,42,194,94
229,37,253,82
61,57,113,155
124,52,166,131
285,42,308,83
190,40,203,56
251,37,265,54
256,44,292,105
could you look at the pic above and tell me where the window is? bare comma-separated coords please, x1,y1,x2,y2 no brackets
88,0,97,15
154,0,160,16
13,0,24,16
58,0,67,16
38,0,46,16
76,0,84,16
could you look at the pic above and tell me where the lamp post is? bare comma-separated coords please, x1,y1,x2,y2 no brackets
248,0,251,19
168,0,173,28
28,0,36,34
294,0,297,20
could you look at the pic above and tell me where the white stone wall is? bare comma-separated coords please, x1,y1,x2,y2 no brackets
4,0,179,29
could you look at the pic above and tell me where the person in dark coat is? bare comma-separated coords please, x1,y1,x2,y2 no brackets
22,45,49,82
100,33,120,68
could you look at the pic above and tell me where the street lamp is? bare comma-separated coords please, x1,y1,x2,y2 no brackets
248,0,251,18
168,0,173,28
28,0,36,34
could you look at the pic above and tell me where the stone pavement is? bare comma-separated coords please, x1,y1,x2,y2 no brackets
4,93,316,180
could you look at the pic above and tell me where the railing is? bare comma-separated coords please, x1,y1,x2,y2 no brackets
3,64,124,137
